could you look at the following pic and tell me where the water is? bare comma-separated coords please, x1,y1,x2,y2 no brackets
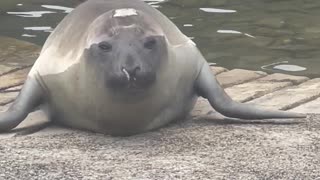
1,0,320,77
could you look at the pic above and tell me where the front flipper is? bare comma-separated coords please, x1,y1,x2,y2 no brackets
0,76,44,132
195,63,306,119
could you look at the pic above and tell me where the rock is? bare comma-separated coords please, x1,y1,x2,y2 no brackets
0,36,39,78
0,67,30,90
216,69,267,88
260,73,309,85
0,92,18,106
249,78,320,110
290,97,320,113
225,73,308,103
192,97,225,119
210,66,228,75
0,36,40,66
2,85,23,92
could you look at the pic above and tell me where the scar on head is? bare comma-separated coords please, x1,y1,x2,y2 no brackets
113,8,138,17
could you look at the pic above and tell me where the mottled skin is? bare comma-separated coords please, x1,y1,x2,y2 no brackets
0,0,305,136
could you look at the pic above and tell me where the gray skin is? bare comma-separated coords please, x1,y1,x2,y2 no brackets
0,0,305,136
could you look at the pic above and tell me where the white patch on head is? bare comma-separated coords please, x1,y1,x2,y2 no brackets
113,8,138,17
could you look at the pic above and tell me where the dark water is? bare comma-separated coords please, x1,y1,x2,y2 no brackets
0,0,320,77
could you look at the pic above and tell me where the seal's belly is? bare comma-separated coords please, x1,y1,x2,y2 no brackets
48,88,197,136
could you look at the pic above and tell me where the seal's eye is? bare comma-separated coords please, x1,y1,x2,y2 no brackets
144,37,156,50
98,42,112,52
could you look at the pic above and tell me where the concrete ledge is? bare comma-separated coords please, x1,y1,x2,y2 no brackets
0,115,318,179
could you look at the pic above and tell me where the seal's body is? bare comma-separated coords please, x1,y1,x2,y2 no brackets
41,37,200,135
0,0,305,136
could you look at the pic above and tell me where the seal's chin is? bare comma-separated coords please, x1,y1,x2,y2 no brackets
124,81,147,94
106,73,156,93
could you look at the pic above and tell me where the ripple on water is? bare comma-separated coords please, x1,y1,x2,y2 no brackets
22,34,36,38
199,8,236,13
41,5,74,13
24,27,53,32
144,0,166,8
217,30,255,38
7,11,55,18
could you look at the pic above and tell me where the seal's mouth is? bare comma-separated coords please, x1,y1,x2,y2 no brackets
122,68,137,82
121,68,142,92
106,69,156,93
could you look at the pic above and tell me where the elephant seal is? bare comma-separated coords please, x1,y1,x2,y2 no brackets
0,0,305,135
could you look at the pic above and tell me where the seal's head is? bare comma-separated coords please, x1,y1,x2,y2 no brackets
84,8,168,94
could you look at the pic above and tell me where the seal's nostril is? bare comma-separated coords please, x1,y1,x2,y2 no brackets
133,66,141,75
122,66,140,75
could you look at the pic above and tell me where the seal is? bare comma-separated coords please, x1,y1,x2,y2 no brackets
0,0,305,136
